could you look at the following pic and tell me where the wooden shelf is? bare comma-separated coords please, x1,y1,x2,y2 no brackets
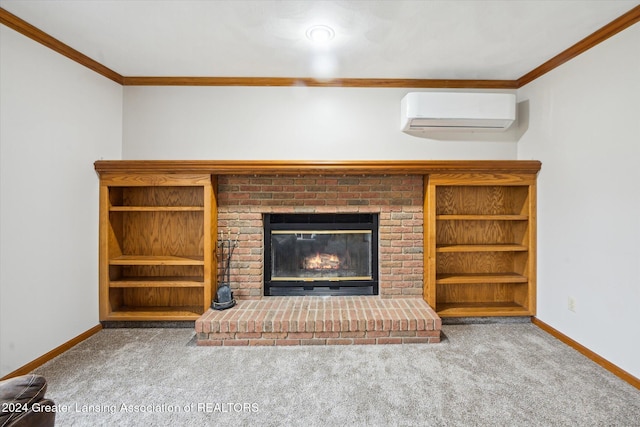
110,206,204,212
110,277,204,288
436,273,528,284
105,306,203,321
436,214,528,221
99,173,216,322
424,176,537,318
436,244,528,253
436,302,531,317
109,255,205,266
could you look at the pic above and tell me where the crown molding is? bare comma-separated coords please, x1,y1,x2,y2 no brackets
121,76,518,89
518,5,640,87
2,5,638,89
0,7,124,84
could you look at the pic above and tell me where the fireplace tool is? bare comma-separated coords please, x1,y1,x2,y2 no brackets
211,230,237,310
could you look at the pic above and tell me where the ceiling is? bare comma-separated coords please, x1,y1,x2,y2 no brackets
1,0,638,81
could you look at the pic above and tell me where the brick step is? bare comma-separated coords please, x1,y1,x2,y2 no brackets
195,296,441,346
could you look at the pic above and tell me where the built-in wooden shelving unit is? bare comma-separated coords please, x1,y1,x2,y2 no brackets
424,175,537,317
95,160,539,321
98,173,216,321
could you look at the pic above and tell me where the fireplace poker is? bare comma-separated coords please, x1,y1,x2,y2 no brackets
211,230,238,310
223,231,239,285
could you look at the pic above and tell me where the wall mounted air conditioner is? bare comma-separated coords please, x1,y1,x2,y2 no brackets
401,92,516,132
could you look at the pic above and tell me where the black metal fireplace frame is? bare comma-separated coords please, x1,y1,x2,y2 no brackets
264,213,379,296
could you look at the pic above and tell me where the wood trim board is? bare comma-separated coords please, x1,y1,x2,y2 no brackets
4,317,638,393
94,160,543,176
532,317,640,390
0,8,123,84
517,5,640,87
0,325,103,380
2,5,639,88
121,76,519,89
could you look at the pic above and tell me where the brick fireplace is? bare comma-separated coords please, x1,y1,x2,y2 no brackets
195,174,441,346
95,159,540,346
216,175,424,299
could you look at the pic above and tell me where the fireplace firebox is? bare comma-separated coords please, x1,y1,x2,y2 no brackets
264,213,379,296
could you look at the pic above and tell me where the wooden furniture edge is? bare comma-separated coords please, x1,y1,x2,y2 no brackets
98,182,111,320
0,7,123,84
98,173,212,186
532,317,640,390
423,176,437,310
528,182,537,316
518,5,640,87
427,173,535,186
0,324,103,380
204,176,216,312
94,160,542,175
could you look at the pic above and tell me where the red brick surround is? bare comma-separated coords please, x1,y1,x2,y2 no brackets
217,175,424,299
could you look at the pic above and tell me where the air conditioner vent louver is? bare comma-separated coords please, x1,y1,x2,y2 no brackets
401,92,516,133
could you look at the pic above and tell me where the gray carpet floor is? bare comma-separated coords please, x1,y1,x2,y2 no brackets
32,323,640,426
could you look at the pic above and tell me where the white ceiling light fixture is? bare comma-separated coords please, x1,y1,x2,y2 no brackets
306,25,335,43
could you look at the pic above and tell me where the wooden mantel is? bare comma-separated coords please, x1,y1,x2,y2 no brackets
94,160,541,176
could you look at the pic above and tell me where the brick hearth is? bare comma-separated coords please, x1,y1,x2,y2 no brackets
196,297,441,346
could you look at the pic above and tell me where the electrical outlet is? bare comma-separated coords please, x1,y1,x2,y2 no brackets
568,297,576,313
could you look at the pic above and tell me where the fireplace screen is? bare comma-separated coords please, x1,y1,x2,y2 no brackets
271,230,372,280
264,214,378,296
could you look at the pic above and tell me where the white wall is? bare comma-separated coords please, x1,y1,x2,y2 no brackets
0,26,123,377
123,86,519,160
517,24,640,378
